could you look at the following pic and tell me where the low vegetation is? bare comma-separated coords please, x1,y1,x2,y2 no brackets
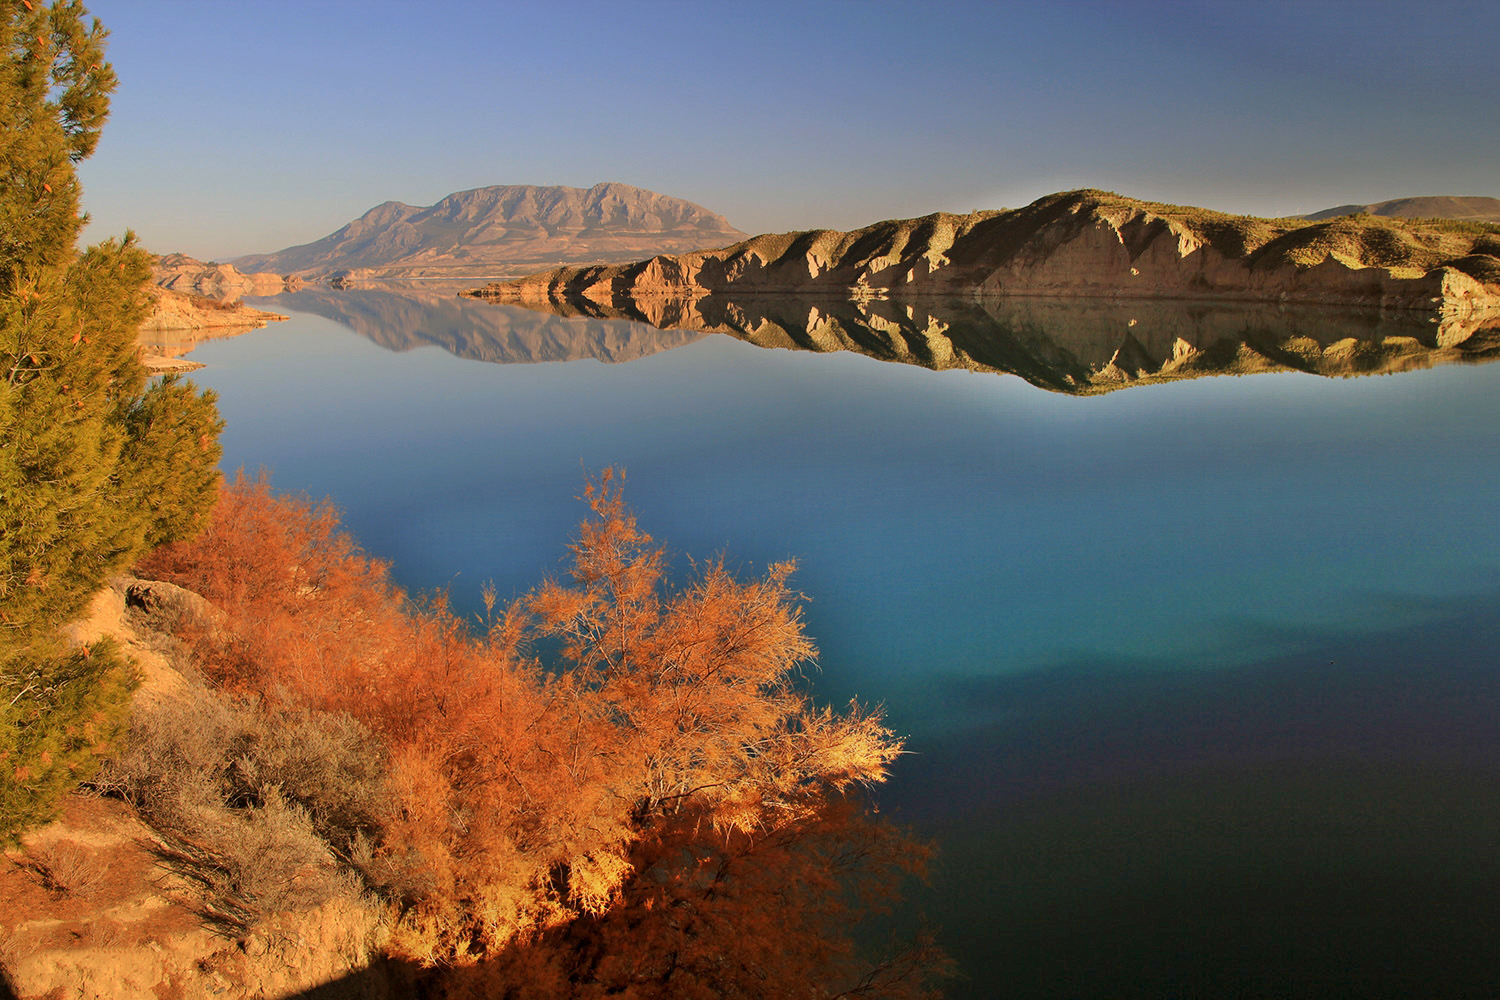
92,678,382,934
117,470,943,997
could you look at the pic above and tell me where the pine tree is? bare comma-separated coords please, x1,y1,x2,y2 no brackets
0,1,223,841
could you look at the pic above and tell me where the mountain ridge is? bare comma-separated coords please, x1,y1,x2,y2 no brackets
228,182,746,281
466,189,1500,319
1301,196,1500,224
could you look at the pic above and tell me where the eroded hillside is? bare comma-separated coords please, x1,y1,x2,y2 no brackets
468,190,1500,319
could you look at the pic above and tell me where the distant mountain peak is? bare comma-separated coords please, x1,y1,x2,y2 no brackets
230,182,745,281
1301,195,1500,223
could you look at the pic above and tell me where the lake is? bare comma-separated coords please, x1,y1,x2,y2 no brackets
186,287,1500,999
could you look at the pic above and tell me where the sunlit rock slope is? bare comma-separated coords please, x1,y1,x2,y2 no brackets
467,190,1500,322
153,253,298,299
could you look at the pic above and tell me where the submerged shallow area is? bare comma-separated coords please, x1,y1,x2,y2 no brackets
182,290,1500,998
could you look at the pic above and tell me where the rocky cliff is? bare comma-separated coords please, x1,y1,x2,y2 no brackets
136,287,287,373
228,182,746,282
468,189,1500,322
153,253,298,299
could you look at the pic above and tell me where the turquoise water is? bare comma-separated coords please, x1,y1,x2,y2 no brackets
189,299,1500,998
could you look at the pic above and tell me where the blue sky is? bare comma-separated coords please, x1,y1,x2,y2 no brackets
76,0,1500,260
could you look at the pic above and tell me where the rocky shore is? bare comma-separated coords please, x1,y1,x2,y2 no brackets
136,264,291,373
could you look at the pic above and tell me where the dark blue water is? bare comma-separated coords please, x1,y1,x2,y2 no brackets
188,301,1500,998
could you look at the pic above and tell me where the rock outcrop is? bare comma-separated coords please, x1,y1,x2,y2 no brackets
227,182,746,282
153,253,298,299
467,190,1500,324
136,286,287,373
139,286,286,334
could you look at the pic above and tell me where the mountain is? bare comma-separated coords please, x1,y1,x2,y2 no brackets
228,183,746,281
466,190,1500,320
1301,196,1500,224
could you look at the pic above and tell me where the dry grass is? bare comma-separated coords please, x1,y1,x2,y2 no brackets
1070,189,1500,275
183,290,244,310
18,839,107,899
0,927,22,978
144,792,359,935
92,682,388,935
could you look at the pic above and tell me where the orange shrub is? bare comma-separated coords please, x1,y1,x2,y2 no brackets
136,469,943,996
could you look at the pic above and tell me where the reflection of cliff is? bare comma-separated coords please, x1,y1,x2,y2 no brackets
248,286,703,365
506,292,1500,394
136,287,287,372
241,283,1500,393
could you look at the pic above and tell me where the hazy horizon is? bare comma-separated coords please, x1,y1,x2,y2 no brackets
77,0,1500,261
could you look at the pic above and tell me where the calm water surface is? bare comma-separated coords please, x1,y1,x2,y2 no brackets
186,295,1500,999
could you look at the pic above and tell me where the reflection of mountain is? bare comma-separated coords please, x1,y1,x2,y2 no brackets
247,286,703,365
242,284,1500,393
498,292,1500,394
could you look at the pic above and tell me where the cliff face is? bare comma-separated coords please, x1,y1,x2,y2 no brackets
136,286,287,373
227,182,746,281
469,190,1500,322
